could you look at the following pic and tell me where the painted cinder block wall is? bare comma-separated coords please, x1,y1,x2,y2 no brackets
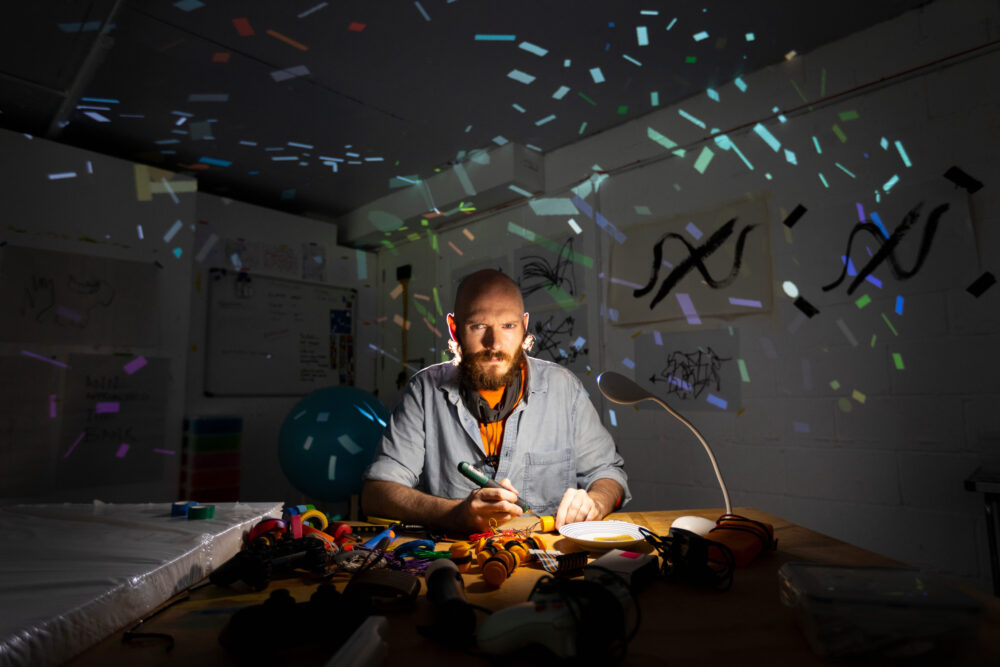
374,0,1000,591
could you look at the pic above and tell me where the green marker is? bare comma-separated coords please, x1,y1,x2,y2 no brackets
457,461,531,513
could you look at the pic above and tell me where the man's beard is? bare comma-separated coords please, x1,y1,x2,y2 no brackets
459,344,524,391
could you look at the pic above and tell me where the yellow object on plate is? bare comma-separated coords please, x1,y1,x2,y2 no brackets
593,534,635,542
558,520,646,550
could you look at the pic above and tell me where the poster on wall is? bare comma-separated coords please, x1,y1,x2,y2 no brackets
302,242,327,282
330,304,355,386
609,195,772,326
0,245,159,347
632,328,741,412
224,238,261,272
261,242,298,278
527,304,590,374
56,354,169,488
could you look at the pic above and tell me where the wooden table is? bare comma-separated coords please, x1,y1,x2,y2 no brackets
67,508,1000,666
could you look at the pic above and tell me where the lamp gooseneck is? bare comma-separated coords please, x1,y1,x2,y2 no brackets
596,371,732,516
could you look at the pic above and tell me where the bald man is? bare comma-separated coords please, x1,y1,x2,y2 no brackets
362,269,629,533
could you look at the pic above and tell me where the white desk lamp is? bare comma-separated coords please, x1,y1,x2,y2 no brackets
597,371,732,532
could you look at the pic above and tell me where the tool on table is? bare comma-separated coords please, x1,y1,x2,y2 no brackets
457,461,532,514
423,558,476,646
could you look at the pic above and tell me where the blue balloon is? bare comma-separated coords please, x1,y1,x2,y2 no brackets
278,386,390,500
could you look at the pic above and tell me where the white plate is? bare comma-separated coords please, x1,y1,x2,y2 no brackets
557,520,646,550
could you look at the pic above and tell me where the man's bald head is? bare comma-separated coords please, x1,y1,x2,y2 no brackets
453,269,524,322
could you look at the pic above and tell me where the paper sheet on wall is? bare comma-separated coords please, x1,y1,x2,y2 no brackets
515,235,586,312
0,246,159,346
302,242,327,282
56,354,169,489
527,305,591,374
633,328,741,412
608,196,773,326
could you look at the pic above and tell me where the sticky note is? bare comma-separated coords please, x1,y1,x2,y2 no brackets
706,394,727,409
338,434,362,454
64,432,85,458
678,108,706,129
298,3,329,18
508,69,536,84
676,293,701,325
753,123,781,151
966,272,996,297
836,319,858,346
232,17,254,36
529,198,578,215
519,41,548,56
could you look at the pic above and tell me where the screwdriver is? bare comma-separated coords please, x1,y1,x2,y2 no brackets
457,461,532,515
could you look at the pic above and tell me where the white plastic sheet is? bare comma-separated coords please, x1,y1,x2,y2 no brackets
0,501,282,667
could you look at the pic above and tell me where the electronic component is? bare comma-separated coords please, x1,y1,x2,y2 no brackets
584,549,658,589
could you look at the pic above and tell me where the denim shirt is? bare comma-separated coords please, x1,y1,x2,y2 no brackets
364,356,631,516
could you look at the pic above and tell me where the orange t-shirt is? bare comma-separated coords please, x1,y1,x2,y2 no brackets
477,365,526,463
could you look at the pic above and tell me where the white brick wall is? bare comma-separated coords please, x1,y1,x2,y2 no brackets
375,0,1000,592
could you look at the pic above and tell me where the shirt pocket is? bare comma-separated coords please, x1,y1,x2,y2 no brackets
522,447,574,515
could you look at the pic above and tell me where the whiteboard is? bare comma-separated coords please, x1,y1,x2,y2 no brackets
204,268,357,396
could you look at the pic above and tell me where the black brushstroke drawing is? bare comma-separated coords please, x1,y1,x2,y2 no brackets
519,237,577,299
20,274,115,327
634,218,757,310
822,201,948,295
649,346,731,400
531,314,587,367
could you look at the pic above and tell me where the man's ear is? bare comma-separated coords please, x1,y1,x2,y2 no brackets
522,312,529,332
447,313,458,342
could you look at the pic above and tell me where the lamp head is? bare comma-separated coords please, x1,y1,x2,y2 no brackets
596,371,656,405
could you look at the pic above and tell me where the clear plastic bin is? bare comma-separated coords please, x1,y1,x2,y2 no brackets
778,562,982,659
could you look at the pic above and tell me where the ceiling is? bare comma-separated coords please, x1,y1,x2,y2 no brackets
1,0,931,242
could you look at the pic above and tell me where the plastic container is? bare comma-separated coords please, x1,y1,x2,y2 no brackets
778,562,982,659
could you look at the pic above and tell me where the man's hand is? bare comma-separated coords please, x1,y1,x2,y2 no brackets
554,479,624,529
454,478,523,532
554,488,601,528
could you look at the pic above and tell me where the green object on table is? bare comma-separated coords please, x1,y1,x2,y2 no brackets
457,461,531,513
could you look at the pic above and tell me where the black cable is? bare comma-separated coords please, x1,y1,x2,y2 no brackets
121,580,210,651
640,525,734,591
